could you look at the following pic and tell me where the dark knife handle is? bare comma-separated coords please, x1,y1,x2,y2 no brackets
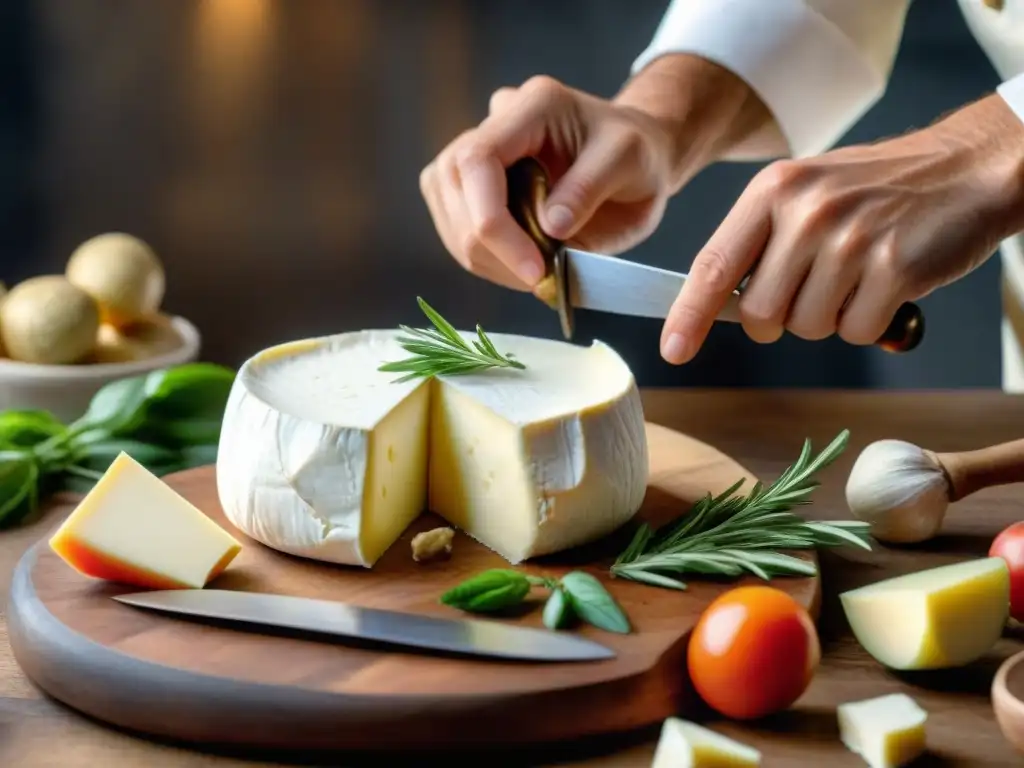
505,157,925,354
876,302,925,353
506,158,574,340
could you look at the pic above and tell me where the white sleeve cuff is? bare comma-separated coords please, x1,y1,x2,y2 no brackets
997,72,1024,125
631,0,888,158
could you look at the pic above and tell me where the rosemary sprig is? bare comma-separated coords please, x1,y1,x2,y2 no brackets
610,429,872,590
378,297,526,383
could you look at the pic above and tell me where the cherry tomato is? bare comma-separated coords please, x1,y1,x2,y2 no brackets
990,522,1024,621
688,585,820,720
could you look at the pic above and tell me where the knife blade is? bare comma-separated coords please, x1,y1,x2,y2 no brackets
505,157,924,353
113,589,615,662
564,247,742,323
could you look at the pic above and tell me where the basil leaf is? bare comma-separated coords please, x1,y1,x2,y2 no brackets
0,410,65,448
142,364,235,421
178,443,218,467
440,569,531,612
133,417,223,448
75,375,149,434
542,587,575,630
0,452,39,527
147,443,219,476
75,439,180,475
559,571,631,634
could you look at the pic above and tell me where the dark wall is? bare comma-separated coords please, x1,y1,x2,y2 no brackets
0,0,1005,388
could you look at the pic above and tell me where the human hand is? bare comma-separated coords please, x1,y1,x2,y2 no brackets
661,94,1024,364
419,78,677,291
419,55,768,292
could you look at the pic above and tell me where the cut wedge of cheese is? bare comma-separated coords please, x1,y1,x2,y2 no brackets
837,693,927,768
216,329,647,567
839,557,1009,670
650,717,761,767
50,452,242,589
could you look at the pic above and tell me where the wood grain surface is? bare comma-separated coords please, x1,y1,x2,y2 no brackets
6,422,820,753
2,389,1024,766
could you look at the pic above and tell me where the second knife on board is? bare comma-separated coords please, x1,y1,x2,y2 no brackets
113,589,616,663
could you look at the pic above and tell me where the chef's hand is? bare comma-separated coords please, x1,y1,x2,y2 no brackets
419,55,777,291
661,94,1024,364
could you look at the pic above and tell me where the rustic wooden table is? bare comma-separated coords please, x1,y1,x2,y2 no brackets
2,389,1023,767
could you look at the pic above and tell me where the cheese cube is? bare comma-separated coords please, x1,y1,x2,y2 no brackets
216,330,647,567
50,452,242,589
650,718,761,767
839,557,1009,669
837,693,927,768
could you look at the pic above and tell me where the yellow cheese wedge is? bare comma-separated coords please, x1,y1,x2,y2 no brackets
837,693,927,768
50,452,242,589
650,718,761,768
839,557,1009,670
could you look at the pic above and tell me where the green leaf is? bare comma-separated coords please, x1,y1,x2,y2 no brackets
178,443,218,467
141,363,235,421
612,568,688,590
0,452,39,527
132,417,223,448
75,375,149,434
559,571,631,634
542,587,575,630
0,410,66,448
378,298,526,381
439,569,532,613
146,443,219,476
75,439,180,475
608,429,868,590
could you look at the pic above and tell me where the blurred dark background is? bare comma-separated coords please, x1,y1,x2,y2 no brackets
0,0,1005,388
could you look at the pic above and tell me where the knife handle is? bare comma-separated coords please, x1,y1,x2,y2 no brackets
506,157,925,354
506,158,575,340
876,302,925,353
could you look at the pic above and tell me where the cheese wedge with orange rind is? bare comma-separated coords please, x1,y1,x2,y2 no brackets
50,452,241,589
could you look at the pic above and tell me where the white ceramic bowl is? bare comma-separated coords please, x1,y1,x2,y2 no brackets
0,316,201,423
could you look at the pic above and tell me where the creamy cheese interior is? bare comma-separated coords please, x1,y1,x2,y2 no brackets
245,331,634,426
217,329,646,566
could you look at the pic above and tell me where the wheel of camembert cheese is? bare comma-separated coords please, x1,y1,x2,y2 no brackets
216,330,649,567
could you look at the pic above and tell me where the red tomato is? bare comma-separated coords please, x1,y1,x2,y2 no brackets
990,522,1024,621
687,585,820,720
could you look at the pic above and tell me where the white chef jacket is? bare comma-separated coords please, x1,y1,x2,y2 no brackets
632,0,1024,390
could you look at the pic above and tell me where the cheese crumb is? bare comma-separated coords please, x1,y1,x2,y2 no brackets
837,693,927,768
651,717,760,767
411,527,454,563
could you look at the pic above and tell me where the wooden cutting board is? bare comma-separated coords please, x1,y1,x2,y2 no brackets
7,422,820,755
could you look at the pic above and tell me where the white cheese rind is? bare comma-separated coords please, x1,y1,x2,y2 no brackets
215,329,648,567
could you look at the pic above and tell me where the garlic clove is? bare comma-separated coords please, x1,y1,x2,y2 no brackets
845,439,951,544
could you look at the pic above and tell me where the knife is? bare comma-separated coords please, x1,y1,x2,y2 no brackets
113,589,615,662
505,157,924,353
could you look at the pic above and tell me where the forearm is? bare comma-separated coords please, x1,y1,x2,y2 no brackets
613,54,786,193
934,93,1024,242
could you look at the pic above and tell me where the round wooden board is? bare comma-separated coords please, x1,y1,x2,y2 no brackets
7,422,820,754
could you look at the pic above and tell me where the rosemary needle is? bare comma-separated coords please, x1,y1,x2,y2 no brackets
378,297,525,383
610,429,872,590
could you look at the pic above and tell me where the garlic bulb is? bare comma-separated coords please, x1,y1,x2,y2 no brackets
845,439,950,544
